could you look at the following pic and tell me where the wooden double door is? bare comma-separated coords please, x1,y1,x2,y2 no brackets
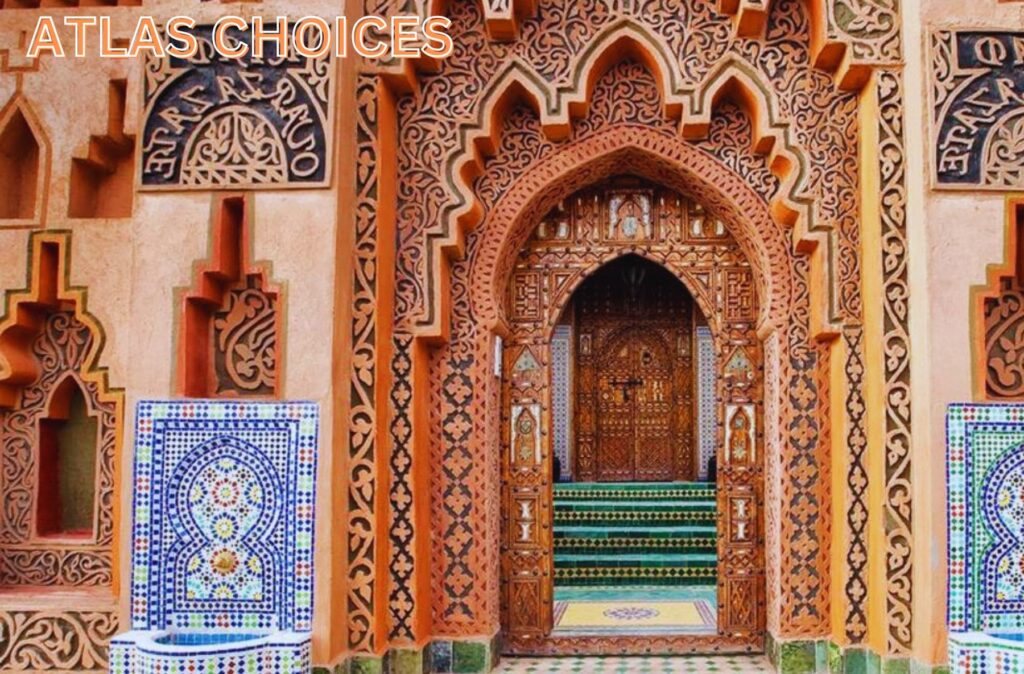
574,257,695,482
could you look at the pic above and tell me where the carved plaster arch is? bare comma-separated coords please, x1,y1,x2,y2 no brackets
379,0,897,93
414,24,841,345
0,232,121,413
466,127,791,341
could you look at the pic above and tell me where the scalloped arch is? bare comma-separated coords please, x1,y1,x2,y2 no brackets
416,27,842,344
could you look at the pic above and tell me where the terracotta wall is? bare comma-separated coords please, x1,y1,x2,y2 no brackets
901,0,1024,665
0,2,352,665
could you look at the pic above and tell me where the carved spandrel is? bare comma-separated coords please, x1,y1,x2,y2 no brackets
929,30,1024,190
141,25,333,190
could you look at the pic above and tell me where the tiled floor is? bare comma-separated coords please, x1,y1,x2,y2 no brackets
494,655,773,673
552,586,717,637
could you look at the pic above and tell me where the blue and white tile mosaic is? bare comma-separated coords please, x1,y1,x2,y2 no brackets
947,403,1024,674
696,327,716,481
129,400,319,632
552,324,573,482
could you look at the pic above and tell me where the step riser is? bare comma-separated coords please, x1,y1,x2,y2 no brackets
552,482,719,587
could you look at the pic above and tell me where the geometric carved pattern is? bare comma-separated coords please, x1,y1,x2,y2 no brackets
842,325,869,643
0,233,122,588
877,69,913,655
973,199,1024,400
947,404,1024,634
179,195,281,398
128,400,320,632
141,27,333,189
388,334,416,640
929,30,1024,190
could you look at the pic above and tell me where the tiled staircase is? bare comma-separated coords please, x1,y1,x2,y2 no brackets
553,482,718,586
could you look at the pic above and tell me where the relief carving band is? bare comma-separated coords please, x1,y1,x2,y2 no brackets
930,30,1024,189
141,24,333,190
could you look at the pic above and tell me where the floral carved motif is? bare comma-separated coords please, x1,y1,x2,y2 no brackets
0,610,118,672
973,199,1024,400
877,69,913,655
929,30,1024,190
348,73,380,653
141,25,333,190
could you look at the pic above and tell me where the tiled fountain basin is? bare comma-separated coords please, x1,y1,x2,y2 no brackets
108,630,310,673
949,632,1024,673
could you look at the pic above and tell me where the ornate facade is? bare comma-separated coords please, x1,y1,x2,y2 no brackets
0,0,1019,672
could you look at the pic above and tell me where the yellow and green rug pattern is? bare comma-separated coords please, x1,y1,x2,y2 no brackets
551,586,717,636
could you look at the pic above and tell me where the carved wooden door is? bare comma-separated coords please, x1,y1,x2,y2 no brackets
575,256,694,482
596,330,677,481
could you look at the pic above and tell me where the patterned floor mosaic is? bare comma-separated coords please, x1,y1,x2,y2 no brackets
494,655,773,673
552,586,716,636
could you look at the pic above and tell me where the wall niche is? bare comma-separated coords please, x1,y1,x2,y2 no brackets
178,194,283,398
973,198,1024,400
0,231,123,589
0,96,45,222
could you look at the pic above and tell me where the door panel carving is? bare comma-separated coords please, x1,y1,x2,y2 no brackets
576,258,694,482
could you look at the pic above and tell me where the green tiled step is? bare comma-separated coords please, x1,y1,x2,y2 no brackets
555,565,716,585
554,552,717,569
552,481,718,587
553,509,716,525
553,482,716,501
553,500,717,513
553,536,716,554
553,524,717,539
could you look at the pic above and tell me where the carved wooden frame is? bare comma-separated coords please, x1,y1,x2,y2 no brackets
498,182,765,654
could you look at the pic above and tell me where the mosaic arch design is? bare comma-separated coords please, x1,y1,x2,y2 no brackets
130,400,319,632
354,0,911,657
166,439,281,619
947,404,1024,634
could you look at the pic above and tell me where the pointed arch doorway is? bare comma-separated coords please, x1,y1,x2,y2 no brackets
500,176,764,655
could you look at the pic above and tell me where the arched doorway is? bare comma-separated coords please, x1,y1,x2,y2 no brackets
500,176,764,654
572,257,699,483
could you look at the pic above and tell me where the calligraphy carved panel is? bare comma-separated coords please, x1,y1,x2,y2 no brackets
141,25,334,190
929,30,1024,190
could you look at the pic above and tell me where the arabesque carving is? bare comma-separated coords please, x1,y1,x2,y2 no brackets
972,198,1024,401
0,233,122,587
